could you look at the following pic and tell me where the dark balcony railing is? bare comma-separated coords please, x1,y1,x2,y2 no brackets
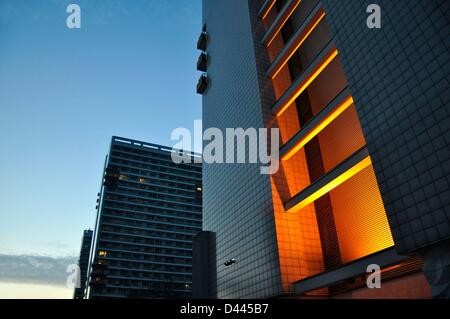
196,74,208,95
197,52,208,72
197,32,208,51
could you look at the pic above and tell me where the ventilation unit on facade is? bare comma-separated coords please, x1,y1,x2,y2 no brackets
197,30,208,51
196,24,209,95
197,52,208,72
197,73,209,94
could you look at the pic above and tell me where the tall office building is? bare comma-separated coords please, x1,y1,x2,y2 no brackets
73,229,93,299
197,0,449,298
87,136,202,298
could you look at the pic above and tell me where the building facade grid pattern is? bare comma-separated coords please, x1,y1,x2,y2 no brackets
320,0,450,253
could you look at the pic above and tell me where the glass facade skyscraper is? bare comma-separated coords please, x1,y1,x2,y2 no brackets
198,0,449,299
87,136,202,299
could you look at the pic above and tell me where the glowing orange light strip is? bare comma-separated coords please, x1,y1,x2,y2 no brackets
286,156,373,213
260,0,277,20
282,96,354,161
270,11,326,79
275,48,339,117
265,0,302,47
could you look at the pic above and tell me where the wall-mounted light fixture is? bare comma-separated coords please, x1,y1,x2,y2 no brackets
224,258,237,267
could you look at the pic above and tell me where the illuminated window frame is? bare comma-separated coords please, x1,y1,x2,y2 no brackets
262,0,303,47
281,95,354,161
285,150,372,213
268,7,326,80
272,44,339,117
258,0,277,19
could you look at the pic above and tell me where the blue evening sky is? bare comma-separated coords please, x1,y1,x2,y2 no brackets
0,0,202,257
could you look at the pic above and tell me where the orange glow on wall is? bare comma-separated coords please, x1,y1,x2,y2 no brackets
275,48,339,117
266,2,395,295
329,165,394,262
286,155,372,213
264,0,303,47
260,0,277,20
269,11,326,80
277,102,302,144
317,104,367,172
269,163,326,293
282,96,354,161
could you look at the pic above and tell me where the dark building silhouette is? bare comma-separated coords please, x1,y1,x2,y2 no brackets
87,137,202,298
73,229,93,299
198,0,449,298
192,231,217,298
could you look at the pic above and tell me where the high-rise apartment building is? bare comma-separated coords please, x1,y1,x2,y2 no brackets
197,0,449,298
87,136,202,298
73,229,93,299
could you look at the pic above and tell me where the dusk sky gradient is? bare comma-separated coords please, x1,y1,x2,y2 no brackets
0,0,202,259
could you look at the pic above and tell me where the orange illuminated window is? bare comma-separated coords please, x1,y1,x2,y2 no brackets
286,155,373,213
266,2,394,294
270,11,326,79
264,0,302,47
260,0,277,20
328,164,394,262
275,48,339,117
282,96,354,161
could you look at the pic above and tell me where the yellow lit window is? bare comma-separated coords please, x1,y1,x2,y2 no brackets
98,250,107,257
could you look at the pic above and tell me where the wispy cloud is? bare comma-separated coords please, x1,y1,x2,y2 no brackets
0,254,77,286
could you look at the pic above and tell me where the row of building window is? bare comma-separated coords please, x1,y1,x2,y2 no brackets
98,240,193,257
112,145,201,173
102,216,198,236
100,224,194,242
102,208,201,228
111,149,201,175
118,179,197,198
99,259,191,273
110,185,201,207
103,195,201,218
99,232,193,249
110,158,200,185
